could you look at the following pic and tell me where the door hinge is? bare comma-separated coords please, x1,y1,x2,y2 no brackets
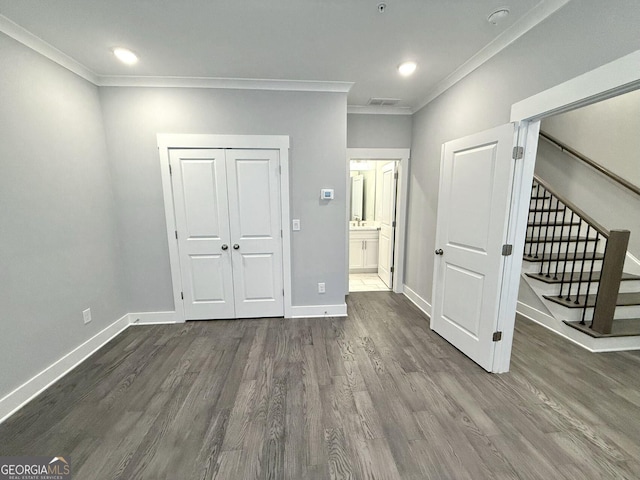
512,146,524,160
283,289,285,297
169,164,172,175
392,221,396,228
493,331,503,342
390,266,394,273
394,172,398,180
280,229,283,238
279,165,282,174
175,230,178,240
180,291,184,300
502,244,513,256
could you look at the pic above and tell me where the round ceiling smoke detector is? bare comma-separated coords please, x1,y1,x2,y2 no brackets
377,3,387,13
487,8,510,25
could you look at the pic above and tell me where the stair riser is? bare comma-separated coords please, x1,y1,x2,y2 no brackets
524,242,601,257
542,302,640,323
522,258,603,272
527,211,604,233
525,279,640,298
527,225,581,237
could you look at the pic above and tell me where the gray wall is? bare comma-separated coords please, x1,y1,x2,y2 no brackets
535,138,640,258
0,33,126,398
542,88,640,189
347,113,412,148
404,0,640,304
99,88,347,310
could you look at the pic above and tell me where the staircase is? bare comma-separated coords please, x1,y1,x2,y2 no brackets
522,175,640,338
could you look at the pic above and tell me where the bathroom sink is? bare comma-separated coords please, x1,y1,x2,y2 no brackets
349,224,380,231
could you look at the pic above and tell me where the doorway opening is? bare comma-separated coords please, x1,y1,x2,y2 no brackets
345,148,410,295
349,159,398,292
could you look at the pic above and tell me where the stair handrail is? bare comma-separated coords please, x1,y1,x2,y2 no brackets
533,174,610,238
540,131,640,198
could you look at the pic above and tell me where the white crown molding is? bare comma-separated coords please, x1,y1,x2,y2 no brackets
97,75,353,92
347,105,414,115
0,14,99,84
0,14,352,93
414,0,572,113
2,0,569,101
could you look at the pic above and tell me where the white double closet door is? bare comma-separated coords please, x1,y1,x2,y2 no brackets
170,148,284,320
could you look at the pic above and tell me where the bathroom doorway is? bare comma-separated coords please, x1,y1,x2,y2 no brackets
346,148,410,295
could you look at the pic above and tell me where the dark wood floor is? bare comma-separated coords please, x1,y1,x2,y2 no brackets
2,292,640,479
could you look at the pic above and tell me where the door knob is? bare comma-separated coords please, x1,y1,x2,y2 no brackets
233,244,240,250
221,244,228,250
435,249,444,255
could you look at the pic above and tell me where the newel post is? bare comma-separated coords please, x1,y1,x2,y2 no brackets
591,230,630,335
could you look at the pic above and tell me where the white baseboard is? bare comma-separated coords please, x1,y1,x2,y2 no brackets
402,284,431,317
517,301,640,353
129,311,178,325
290,303,348,318
0,313,130,425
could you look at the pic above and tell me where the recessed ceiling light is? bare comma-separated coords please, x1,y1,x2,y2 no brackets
398,61,417,77
487,8,510,25
112,47,138,65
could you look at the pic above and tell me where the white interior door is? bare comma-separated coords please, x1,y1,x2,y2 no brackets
171,148,284,320
431,124,516,372
170,149,235,319
225,150,284,318
377,162,397,288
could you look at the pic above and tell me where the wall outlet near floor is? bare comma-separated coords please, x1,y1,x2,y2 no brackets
318,282,326,294
83,308,92,324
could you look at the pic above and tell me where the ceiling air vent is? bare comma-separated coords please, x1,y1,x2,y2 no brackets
367,98,401,106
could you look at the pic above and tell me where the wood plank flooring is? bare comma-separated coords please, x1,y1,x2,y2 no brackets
2,292,640,479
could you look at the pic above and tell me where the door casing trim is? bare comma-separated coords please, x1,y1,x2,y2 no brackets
157,134,292,322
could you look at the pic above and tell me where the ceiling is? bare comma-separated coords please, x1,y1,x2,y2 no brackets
0,0,567,111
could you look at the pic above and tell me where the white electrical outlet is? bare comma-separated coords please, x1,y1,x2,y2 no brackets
318,282,326,294
83,308,92,324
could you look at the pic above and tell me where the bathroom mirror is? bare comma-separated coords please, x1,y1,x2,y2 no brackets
350,161,376,221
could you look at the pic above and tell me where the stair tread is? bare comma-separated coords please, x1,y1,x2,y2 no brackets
524,252,605,263
564,319,640,338
543,292,640,309
530,195,551,200
525,236,599,244
526,272,640,284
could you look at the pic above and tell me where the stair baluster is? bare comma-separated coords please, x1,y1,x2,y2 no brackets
546,196,560,278
533,184,544,259
553,203,568,281
582,231,600,325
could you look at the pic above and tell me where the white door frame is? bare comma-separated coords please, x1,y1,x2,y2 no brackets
346,148,410,294
157,134,292,322
492,49,640,372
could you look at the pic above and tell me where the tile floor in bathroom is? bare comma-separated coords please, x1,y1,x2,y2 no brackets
348,273,391,292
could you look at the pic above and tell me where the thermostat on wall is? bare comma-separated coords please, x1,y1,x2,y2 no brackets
320,189,334,200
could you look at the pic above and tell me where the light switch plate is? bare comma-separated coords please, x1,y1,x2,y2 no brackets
292,219,301,231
